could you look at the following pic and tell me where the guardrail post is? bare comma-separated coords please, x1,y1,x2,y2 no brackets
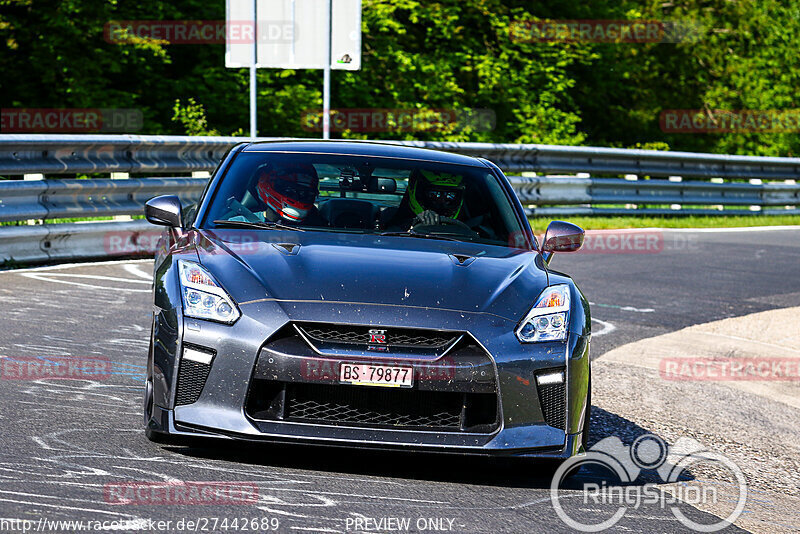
786,179,797,211
749,179,762,212
710,178,725,211
23,173,43,225
668,176,682,211
111,172,131,221
623,174,638,210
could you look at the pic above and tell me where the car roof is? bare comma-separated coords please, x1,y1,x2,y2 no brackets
241,140,486,167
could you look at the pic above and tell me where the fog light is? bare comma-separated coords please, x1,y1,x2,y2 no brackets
536,371,565,385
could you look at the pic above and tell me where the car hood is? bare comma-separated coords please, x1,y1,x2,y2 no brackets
193,229,549,321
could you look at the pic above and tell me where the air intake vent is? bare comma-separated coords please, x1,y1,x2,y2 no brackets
296,323,459,349
175,358,212,406
286,383,462,429
537,370,566,430
246,381,499,433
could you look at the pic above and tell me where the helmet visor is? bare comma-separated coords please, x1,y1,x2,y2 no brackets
423,187,463,216
273,179,317,205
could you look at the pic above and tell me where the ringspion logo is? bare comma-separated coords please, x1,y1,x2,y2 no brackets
550,435,747,532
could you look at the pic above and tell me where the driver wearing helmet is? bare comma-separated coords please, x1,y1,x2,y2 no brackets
385,168,466,230
251,161,326,226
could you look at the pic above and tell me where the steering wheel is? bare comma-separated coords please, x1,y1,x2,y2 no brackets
219,197,261,223
413,216,471,230
411,217,479,238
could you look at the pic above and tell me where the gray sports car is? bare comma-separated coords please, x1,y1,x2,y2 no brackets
143,140,591,461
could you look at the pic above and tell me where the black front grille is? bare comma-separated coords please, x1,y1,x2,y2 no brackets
287,383,462,428
247,381,498,432
296,323,458,349
175,359,212,406
537,372,566,430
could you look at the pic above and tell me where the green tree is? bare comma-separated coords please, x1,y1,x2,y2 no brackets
2,0,799,155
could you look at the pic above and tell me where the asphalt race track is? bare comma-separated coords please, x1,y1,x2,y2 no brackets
556,227,800,355
0,227,798,533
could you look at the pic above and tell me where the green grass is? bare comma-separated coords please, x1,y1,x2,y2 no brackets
528,215,800,233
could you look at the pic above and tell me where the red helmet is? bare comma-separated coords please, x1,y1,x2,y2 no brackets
255,162,319,221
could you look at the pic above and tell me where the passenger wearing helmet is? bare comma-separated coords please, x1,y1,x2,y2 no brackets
385,168,466,230
248,161,326,226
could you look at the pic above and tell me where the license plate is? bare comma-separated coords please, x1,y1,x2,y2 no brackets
339,363,414,388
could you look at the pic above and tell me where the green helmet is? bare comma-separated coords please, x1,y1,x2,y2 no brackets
408,169,465,218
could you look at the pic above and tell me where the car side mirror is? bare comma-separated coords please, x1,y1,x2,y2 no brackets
145,195,183,227
541,220,584,265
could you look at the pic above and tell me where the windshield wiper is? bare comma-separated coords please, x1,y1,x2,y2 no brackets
378,231,465,242
213,220,305,232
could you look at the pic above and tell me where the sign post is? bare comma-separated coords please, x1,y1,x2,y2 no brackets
226,0,362,139
249,0,258,137
322,0,332,139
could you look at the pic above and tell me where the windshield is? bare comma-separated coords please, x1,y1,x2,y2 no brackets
201,151,530,249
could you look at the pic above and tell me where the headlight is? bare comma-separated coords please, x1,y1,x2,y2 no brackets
178,260,240,324
516,284,570,343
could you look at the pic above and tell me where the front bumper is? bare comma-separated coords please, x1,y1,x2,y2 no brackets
148,300,590,458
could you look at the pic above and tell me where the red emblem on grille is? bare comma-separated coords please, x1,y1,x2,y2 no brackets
369,329,387,344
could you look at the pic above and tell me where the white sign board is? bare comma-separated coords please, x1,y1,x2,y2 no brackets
226,0,361,70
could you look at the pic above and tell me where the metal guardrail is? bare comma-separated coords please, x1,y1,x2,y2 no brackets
0,220,156,265
1,134,799,266
0,135,239,175
512,176,800,215
3,134,800,178
0,177,207,222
